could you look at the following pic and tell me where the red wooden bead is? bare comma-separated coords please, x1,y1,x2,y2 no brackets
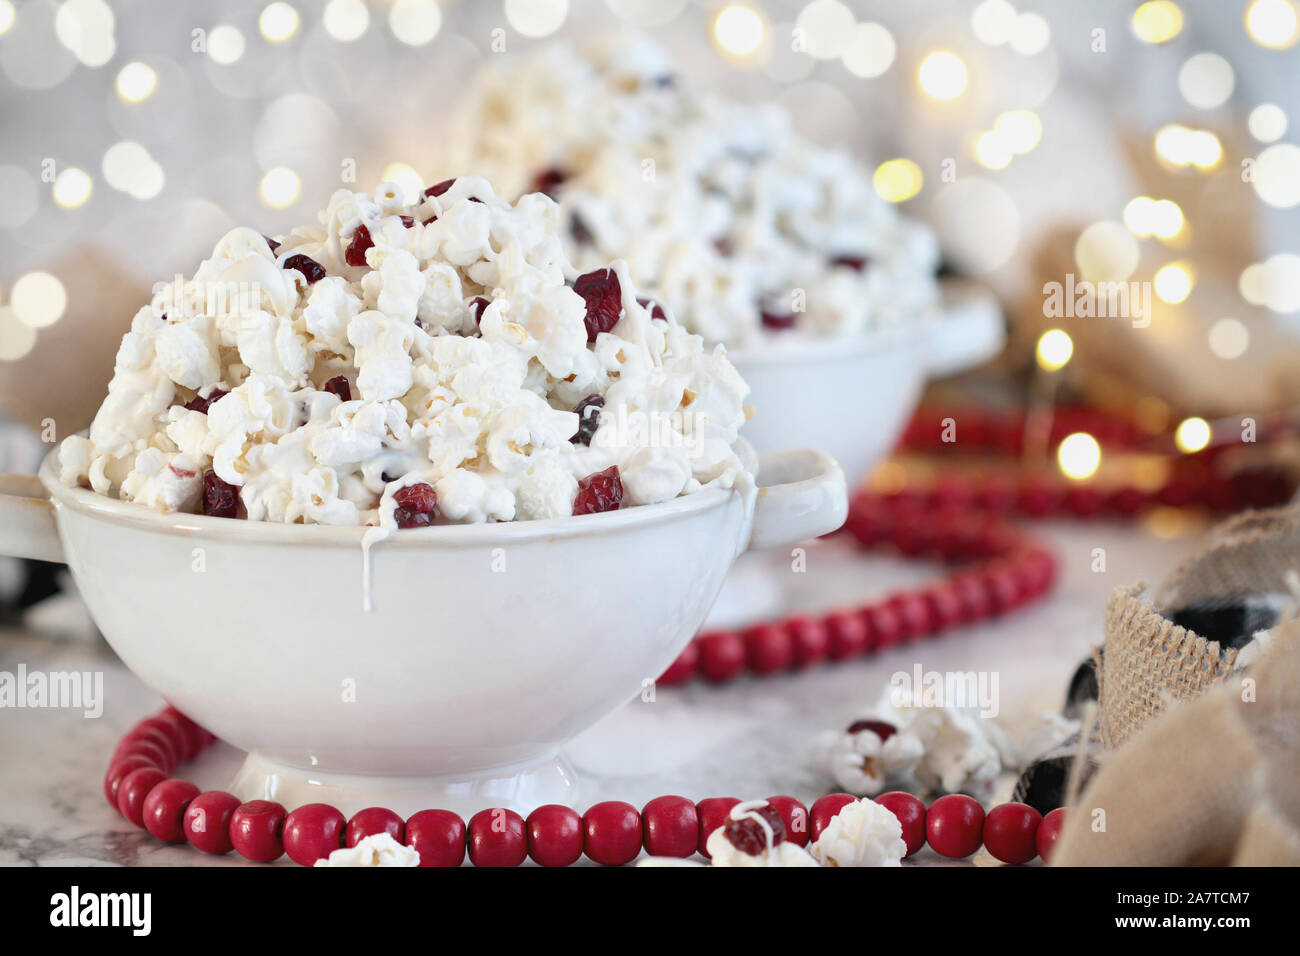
923,584,964,633
283,803,346,866
1016,478,1060,517
104,755,156,810
526,804,583,867
641,795,698,857
983,564,1022,613
864,603,903,649
826,610,869,659
583,801,642,866
926,794,985,858
952,573,993,620
696,797,740,859
113,727,175,765
230,800,287,863
809,793,858,842
1037,807,1068,864
467,808,526,867
116,767,168,827
142,778,200,844
888,592,934,641
875,791,926,858
1064,486,1103,517
983,802,1041,865
184,791,241,855
974,478,1016,512
346,807,404,847
1106,485,1146,516
116,738,173,773
136,717,185,766
164,711,208,762
406,809,466,867
697,631,746,683
658,640,698,685
766,795,810,847
786,617,830,668
743,623,793,675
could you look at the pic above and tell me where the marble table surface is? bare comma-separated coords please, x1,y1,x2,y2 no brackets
0,519,1196,866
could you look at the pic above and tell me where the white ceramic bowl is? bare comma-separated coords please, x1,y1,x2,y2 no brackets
731,280,1004,489
0,444,844,815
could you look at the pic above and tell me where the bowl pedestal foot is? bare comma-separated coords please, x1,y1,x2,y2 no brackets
228,750,580,820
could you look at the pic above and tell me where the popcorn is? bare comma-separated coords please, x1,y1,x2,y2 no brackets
809,797,907,867
59,177,752,528
448,37,941,348
313,832,419,867
704,799,820,868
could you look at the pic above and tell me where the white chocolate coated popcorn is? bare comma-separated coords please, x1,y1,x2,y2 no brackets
449,37,941,349
809,798,907,867
59,177,752,528
313,833,420,867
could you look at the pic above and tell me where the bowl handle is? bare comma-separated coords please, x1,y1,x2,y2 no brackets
0,473,63,563
746,449,848,551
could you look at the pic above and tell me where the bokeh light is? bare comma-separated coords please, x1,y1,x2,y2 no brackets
713,5,764,57
1036,329,1074,371
971,0,1016,46
1174,417,1212,453
208,25,246,64
918,51,967,100
1009,12,1051,55
0,307,37,361
1154,123,1222,169
794,0,855,61
381,162,424,204
1240,255,1300,313
1251,143,1300,208
841,22,895,79
260,167,301,209
975,131,1013,170
872,158,922,202
505,0,568,38
1177,53,1235,110
52,168,92,209
1208,317,1249,359
115,61,157,103
1154,262,1194,303
10,271,67,329
1058,433,1101,481
0,1,15,36
259,3,300,44
323,0,370,42
1132,1,1184,43
389,0,442,46
993,110,1042,154
1075,221,1140,282
1248,103,1287,142
1245,0,1299,48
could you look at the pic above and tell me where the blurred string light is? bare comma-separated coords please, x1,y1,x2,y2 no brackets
54,0,116,67
323,0,370,42
1153,123,1222,169
259,2,300,43
389,0,443,46
102,141,164,200
1177,52,1235,109
505,0,568,38
1058,432,1101,481
52,168,92,209
841,22,895,78
918,51,966,100
0,1,13,35
1154,262,1194,303
1174,417,1212,453
794,0,855,61
994,110,1042,153
0,307,36,361
381,162,424,204
1009,12,1050,55
872,158,922,202
1248,103,1287,142
1035,329,1073,371
1240,254,1300,312
975,131,1013,170
1208,317,1249,359
1075,221,1139,282
208,25,246,64
971,0,1016,45
260,167,301,208
1131,1,1184,44
10,271,67,329
1245,0,1299,48
1252,143,1300,208
713,4,764,57
115,61,157,103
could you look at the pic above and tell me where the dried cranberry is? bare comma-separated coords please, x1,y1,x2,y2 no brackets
284,254,326,284
183,388,228,414
469,297,490,324
531,167,567,198
323,376,351,402
574,268,622,342
399,215,415,228
202,471,240,519
724,804,787,856
393,482,437,529
714,237,733,257
570,212,594,246
423,178,456,198
263,235,280,253
637,297,666,321
571,394,604,446
831,254,869,271
760,305,795,330
345,224,374,267
651,73,677,88
847,719,897,741
573,466,623,516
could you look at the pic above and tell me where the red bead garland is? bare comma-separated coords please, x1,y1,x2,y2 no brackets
106,708,1068,866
